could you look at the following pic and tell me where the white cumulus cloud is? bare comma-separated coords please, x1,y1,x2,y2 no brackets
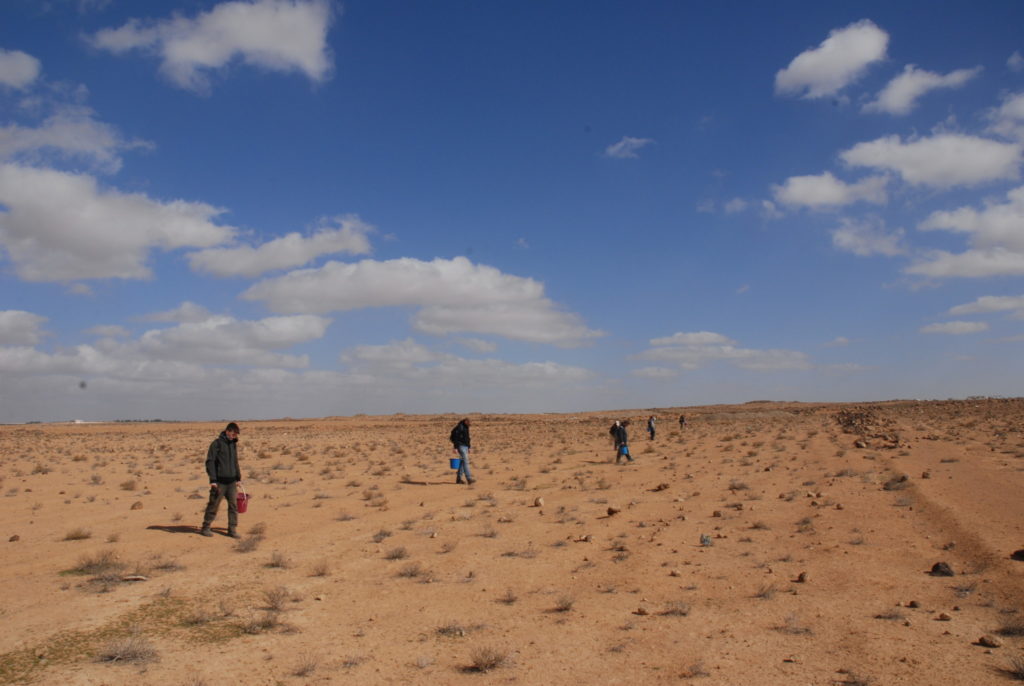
910,185,1024,277
773,171,887,209
831,216,906,257
638,331,811,371
1009,51,1024,72
863,64,981,115
89,0,334,92
136,314,330,367
948,294,1024,317
0,49,41,89
604,136,654,159
0,164,236,281
0,310,47,345
242,256,604,347
188,214,373,277
920,321,989,335
841,133,1022,188
0,106,150,173
775,19,888,99
988,92,1024,142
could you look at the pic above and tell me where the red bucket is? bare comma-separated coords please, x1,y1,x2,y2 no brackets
236,487,249,514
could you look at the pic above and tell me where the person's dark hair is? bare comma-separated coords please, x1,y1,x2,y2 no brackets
462,418,471,426
225,422,240,433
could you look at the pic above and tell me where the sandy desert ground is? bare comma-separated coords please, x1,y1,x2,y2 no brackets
2,399,1024,685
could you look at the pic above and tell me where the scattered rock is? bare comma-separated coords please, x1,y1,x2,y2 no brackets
930,562,955,577
712,510,722,518
907,600,920,608
534,497,545,507
921,471,931,479
668,569,680,577
835,503,844,510
8,535,19,542
651,483,669,492
633,607,649,616
606,506,621,516
936,612,952,621
978,635,1002,648
942,542,956,551
1010,549,1024,561
130,501,143,511
699,534,713,547
854,439,868,449
795,572,808,583
122,575,147,582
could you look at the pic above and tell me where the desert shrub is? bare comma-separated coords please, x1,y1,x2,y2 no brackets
119,480,137,491
384,546,408,560
95,631,156,664
660,601,691,616
63,528,92,541
468,646,507,672
69,549,123,575
263,586,290,611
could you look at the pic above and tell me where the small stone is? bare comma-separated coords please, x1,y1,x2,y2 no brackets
121,575,147,582
130,501,143,510
978,635,1002,648
8,535,19,542
534,497,545,507
700,534,713,547
633,607,649,616
315,595,325,601
669,569,680,577
930,562,955,577
712,510,722,518
1010,549,1024,561
429,532,437,538
854,439,868,449
835,503,844,510
921,471,931,479
907,600,920,608
795,572,808,583
936,612,952,621
606,506,621,516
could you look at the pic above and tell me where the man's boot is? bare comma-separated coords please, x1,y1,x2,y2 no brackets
200,526,213,537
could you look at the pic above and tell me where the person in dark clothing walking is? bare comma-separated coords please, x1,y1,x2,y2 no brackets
613,420,634,464
647,415,656,440
200,422,243,537
450,418,474,485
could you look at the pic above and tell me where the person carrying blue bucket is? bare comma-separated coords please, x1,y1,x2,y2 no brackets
612,420,634,464
449,418,474,485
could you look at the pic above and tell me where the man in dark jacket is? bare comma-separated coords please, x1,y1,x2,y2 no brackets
613,420,633,464
449,418,474,485
200,422,242,537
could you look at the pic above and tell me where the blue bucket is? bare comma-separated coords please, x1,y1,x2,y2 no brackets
450,458,462,470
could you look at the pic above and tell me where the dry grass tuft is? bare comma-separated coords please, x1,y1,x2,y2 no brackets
468,646,508,672
95,631,156,664
63,528,92,541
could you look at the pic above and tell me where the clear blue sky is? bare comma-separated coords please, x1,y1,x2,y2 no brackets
1,0,1023,422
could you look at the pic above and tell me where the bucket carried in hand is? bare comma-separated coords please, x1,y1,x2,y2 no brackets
450,458,462,470
236,485,249,514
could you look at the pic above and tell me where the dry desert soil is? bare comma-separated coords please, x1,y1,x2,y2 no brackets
2,399,1024,685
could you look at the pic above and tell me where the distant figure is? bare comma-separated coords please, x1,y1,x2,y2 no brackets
678,414,687,429
200,422,243,538
647,415,656,440
450,418,474,485
613,420,634,464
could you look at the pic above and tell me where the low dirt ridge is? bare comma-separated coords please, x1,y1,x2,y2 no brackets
2,398,1023,685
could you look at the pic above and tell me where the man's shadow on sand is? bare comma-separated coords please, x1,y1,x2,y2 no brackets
400,479,464,486
147,524,225,535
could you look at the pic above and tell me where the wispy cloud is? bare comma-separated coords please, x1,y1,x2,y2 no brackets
188,215,372,278
920,321,989,334
863,64,981,115
604,136,654,159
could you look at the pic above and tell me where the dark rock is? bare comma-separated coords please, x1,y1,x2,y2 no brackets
1010,549,1024,561
8,535,19,542
929,562,955,577
978,635,1002,648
